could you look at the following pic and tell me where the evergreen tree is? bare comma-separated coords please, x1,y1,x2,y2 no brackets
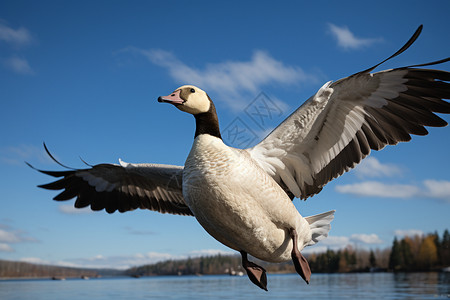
433,231,442,265
400,239,414,270
441,229,450,266
369,250,377,268
389,237,402,271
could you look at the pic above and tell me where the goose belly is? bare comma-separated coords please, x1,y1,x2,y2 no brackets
183,136,307,262
186,184,294,262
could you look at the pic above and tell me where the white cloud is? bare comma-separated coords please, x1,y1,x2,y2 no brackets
0,229,22,243
335,181,420,198
0,23,33,47
350,233,383,244
320,235,350,247
117,47,317,110
423,180,450,200
394,229,424,238
354,157,402,178
0,226,38,252
304,232,383,254
20,257,49,264
0,22,35,75
303,236,349,253
18,249,234,270
124,227,155,236
336,179,450,202
328,23,383,50
0,243,14,252
20,252,178,270
58,204,92,215
1,144,53,166
302,245,328,254
3,56,34,75
187,249,234,257
0,228,37,244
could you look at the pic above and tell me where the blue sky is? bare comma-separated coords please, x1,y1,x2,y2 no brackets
1,0,449,269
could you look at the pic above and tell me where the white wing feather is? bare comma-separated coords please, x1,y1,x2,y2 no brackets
247,66,449,199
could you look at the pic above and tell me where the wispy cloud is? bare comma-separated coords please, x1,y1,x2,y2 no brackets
20,252,177,269
187,249,234,257
124,226,155,236
68,252,178,269
354,157,402,178
423,180,450,200
0,144,53,166
0,22,33,47
0,243,14,252
58,204,92,215
394,229,424,238
304,232,383,254
0,225,38,253
3,55,34,75
350,233,383,244
0,21,36,74
335,181,420,198
328,23,383,50
116,47,318,110
335,180,450,202
19,248,235,269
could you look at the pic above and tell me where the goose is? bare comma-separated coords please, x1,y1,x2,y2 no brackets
29,25,449,291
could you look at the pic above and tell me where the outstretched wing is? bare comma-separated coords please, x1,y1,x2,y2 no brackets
29,151,192,216
246,25,450,200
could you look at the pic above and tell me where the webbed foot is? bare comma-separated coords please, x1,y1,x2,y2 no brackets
289,228,311,284
240,251,268,291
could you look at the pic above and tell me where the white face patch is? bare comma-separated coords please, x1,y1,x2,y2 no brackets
176,85,211,115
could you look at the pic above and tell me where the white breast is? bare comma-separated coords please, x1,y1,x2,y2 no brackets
182,134,311,262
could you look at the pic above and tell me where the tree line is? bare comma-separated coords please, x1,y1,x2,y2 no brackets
126,229,449,276
308,229,449,273
0,259,101,278
388,229,449,271
1,229,448,278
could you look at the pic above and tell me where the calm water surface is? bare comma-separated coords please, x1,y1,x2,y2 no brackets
0,273,449,299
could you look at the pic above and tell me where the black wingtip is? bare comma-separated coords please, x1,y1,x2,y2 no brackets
25,161,38,171
359,25,424,74
42,142,75,170
404,56,450,69
26,143,78,177
79,156,94,167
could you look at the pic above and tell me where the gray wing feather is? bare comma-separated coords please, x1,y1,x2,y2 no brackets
30,158,192,216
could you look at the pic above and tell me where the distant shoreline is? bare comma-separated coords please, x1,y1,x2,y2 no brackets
2,269,449,282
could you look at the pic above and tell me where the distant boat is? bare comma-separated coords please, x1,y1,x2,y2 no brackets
229,270,244,276
51,276,66,280
81,275,90,280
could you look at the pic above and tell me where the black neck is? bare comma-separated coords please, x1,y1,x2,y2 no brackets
194,103,222,139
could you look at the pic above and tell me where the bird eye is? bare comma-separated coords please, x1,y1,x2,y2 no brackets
190,88,195,93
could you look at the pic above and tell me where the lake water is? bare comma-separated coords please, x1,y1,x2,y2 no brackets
0,273,449,299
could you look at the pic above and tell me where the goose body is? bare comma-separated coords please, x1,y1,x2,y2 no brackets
184,134,311,262
29,25,450,291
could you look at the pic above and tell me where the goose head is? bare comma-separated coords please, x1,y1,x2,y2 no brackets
158,85,211,115
158,85,222,139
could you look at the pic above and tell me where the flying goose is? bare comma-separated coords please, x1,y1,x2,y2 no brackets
29,25,449,290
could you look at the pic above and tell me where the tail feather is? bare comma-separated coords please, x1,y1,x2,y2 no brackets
305,210,335,246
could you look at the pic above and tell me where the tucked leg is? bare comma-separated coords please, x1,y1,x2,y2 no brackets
289,228,311,284
240,251,268,291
